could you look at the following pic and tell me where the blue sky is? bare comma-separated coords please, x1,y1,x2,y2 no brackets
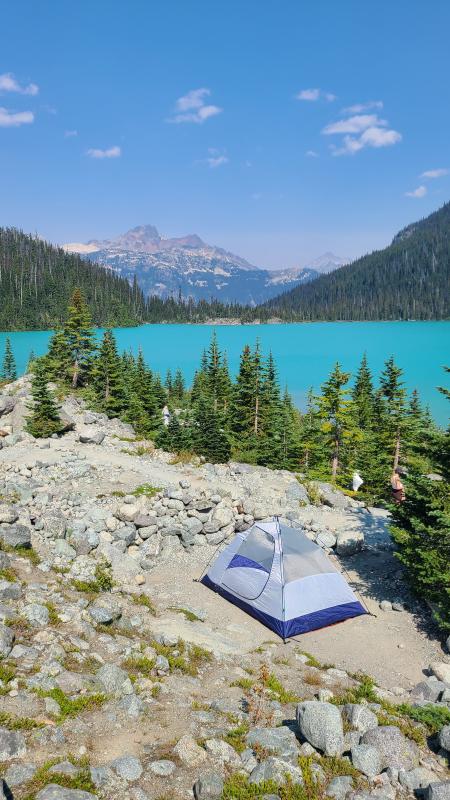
1,0,449,268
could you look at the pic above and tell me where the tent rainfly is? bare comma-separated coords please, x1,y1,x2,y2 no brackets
201,518,366,639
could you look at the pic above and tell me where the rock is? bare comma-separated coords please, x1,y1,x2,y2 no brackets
96,664,134,696
54,540,76,560
351,744,382,777
0,580,21,600
0,727,26,761
438,725,450,752
211,503,234,529
4,762,37,786
361,726,419,771
49,762,81,778
110,754,143,781
0,505,19,524
174,735,207,767
430,662,450,684
36,787,98,800
317,531,337,549
205,531,226,545
0,397,16,417
24,603,50,627
296,701,344,756
204,739,239,763
326,776,354,800
411,680,447,702
79,430,105,445
285,481,309,505
194,772,224,800
43,511,66,539
117,504,139,523
314,483,349,509
335,530,364,556
426,783,450,800
398,767,437,791
0,524,31,548
134,514,158,528
246,726,300,764
249,757,304,784
149,759,175,776
0,553,11,571
0,623,14,657
379,601,392,612
88,606,116,625
342,704,378,734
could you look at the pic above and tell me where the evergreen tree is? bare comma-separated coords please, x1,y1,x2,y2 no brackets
379,356,407,470
299,389,324,475
352,353,374,429
230,343,263,457
133,350,160,428
165,370,173,396
63,288,96,387
172,369,185,403
122,388,151,438
257,353,284,468
318,362,356,480
44,329,72,382
192,395,231,463
26,360,62,438
278,388,303,471
92,330,125,417
1,338,17,381
27,350,36,372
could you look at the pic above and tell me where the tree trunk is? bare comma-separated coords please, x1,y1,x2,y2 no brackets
254,395,259,435
393,430,400,470
72,358,79,389
332,438,339,480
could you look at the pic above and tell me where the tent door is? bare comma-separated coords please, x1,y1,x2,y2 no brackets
221,525,275,600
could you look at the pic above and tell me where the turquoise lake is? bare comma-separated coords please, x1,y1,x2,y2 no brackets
1,322,449,425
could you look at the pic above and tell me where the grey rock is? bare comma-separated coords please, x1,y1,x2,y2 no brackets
326,776,354,800
118,694,144,718
0,524,31,548
250,757,304,784
0,505,19,524
54,540,76,560
49,761,80,778
5,762,37,786
211,503,234,529
438,725,450,752
83,412,97,424
379,601,392,612
296,701,344,756
316,531,337,549
411,680,447,702
429,662,450,684
96,664,134,696
134,514,158,528
0,727,26,761
426,783,450,800
246,726,299,764
43,511,66,539
88,606,116,625
0,553,11,571
69,529,99,555
79,430,105,445
194,772,224,800
336,530,364,556
36,787,98,800
205,531,226,545
398,767,437,791
173,735,207,767
89,766,114,788
24,603,50,627
0,623,14,657
110,754,143,781
285,481,309,505
351,744,382,777
149,759,175,776
342,704,378,734
0,397,16,417
361,726,419,771
314,482,349,509
155,654,170,674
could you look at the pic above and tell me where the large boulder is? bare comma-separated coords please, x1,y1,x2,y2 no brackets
426,783,450,800
296,701,344,756
42,510,66,540
429,662,450,684
336,530,364,556
0,397,16,418
361,726,419,771
0,580,21,601
173,735,207,767
36,787,98,800
438,725,450,752
0,727,26,761
194,772,224,800
351,744,382,777
314,482,349,509
78,429,105,445
1,524,31,549
246,726,299,764
95,664,133,697
0,623,14,658
0,505,19,525
399,767,437,792
211,503,234,530
249,756,304,784
342,704,378,734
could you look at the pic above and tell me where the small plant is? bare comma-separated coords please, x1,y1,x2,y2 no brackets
34,687,107,721
151,684,161,698
305,481,322,506
296,649,334,670
0,567,16,582
223,723,250,754
376,710,425,746
21,755,96,800
72,561,113,594
167,606,203,622
132,483,161,498
131,593,157,614
150,638,211,677
0,540,41,565
169,450,196,465
230,677,254,691
0,711,42,730
398,702,450,733
123,655,155,678
45,601,60,625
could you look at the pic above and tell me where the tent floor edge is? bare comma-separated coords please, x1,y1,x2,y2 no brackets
200,574,286,639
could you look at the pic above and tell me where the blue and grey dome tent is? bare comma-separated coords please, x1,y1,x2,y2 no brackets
201,518,366,639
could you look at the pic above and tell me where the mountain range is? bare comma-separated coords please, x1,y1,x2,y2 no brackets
63,225,346,305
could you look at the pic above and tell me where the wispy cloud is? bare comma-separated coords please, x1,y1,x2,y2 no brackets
405,185,427,198
297,88,335,102
64,129,78,138
168,88,223,124
203,148,228,168
305,149,319,158
0,107,34,127
343,100,383,114
323,112,401,156
86,145,121,159
0,72,39,96
420,168,449,179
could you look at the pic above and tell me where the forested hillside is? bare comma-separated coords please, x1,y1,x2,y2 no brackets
264,202,450,320
0,228,148,329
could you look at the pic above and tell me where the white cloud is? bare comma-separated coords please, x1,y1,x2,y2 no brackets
305,149,319,157
86,145,121,159
323,114,386,135
297,88,335,102
420,168,449,179
343,100,383,114
64,129,78,138
0,107,34,127
324,112,401,156
204,148,228,168
169,88,223,123
405,185,427,198
0,72,39,96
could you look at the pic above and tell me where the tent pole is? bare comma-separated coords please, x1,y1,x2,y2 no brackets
276,516,288,645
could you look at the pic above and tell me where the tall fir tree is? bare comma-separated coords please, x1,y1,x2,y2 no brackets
352,353,375,429
172,369,186,403
26,360,62,438
44,329,72,382
318,362,356,480
1,337,17,381
63,288,96,388
257,353,284,468
192,395,231,463
379,355,408,471
92,330,125,417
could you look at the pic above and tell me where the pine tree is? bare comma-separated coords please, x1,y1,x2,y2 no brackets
192,395,231,463
92,330,125,417
133,350,160,428
172,369,185,403
26,360,62,438
278,388,303,471
27,350,36,372
318,362,356,481
352,353,374,429
165,370,173,396
230,344,262,458
299,389,325,475
257,353,284,468
63,288,96,388
44,329,72,382
1,338,17,381
379,356,407,471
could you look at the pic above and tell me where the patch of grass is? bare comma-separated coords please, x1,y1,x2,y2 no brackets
131,593,157,615
0,539,41,565
53,565,70,575
22,755,96,800
398,702,450,734
376,711,425,746
0,711,42,730
34,687,107,721
305,482,322,506
223,772,311,800
332,673,379,705
302,669,325,687
191,700,210,711
168,606,203,622
169,450,195,465
296,650,334,670
0,567,16,581
112,435,137,443
121,443,154,457
45,601,60,625
123,655,155,678
62,654,100,674
72,562,113,594
318,755,361,781
0,662,15,685
263,672,299,703
0,490,20,504
150,638,212,677
273,656,291,666
223,722,250,754
230,677,254,691
151,684,162,698
132,483,161,498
